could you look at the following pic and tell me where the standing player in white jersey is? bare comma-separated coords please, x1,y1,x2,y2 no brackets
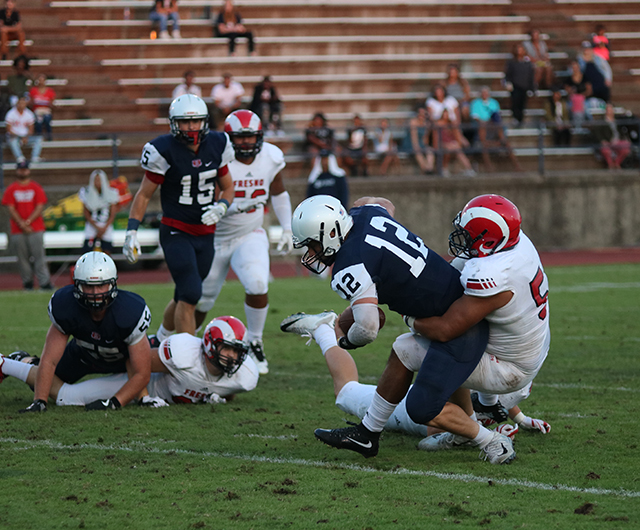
401,194,552,450
167,109,292,375
1,316,259,407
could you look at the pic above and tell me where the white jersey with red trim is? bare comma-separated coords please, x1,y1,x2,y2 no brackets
454,232,550,374
149,333,259,403
215,142,285,240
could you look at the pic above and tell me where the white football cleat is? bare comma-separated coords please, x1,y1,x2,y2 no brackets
280,311,337,339
480,431,516,465
418,432,475,452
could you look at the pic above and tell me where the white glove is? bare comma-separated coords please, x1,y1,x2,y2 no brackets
226,199,267,215
139,395,169,408
204,393,227,405
201,202,228,226
276,229,294,254
496,423,519,439
518,416,551,434
123,229,141,263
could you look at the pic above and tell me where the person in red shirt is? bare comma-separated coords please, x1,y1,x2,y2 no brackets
29,73,55,141
1,160,53,290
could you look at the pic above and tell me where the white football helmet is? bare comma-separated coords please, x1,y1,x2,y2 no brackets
169,94,210,145
73,251,118,310
202,316,248,376
291,195,353,274
224,109,263,159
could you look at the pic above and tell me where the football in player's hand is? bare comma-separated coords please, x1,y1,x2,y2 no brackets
338,306,386,334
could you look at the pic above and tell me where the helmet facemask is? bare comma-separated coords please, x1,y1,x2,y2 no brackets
296,222,345,274
203,336,248,376
170,117,209,146
73,252,119,310
448,212,488,259
74,278,118,310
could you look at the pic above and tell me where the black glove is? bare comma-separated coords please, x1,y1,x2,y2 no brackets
19,399,47,413
85,396,122,411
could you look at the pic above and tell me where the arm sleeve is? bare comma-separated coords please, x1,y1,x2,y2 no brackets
346,303,380,346
271,191,292,231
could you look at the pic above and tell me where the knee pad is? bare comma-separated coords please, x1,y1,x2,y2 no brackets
243,278,268,296
405,384,446,425
393,332,430,372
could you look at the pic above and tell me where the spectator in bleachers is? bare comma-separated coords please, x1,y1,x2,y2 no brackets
433,108,475,177
215,0,255,57
591,24,610,62
28,72,54,141
523,29,553,90
401,106,434,175
426,83,460,124
0,0,26,60
307,149,349,210
372,118,398,176
149,0,181,40
305,112,335,157
7,54,29,106
564,60,588,127
250,75,282,136
546,87,571,146
444,64,471,122
504,43,535,127
591,103,631,170
341,114,369,177
470,87,522,172
210,72,244,130
5,95,42,164
578,41,611,104
172,70,201,99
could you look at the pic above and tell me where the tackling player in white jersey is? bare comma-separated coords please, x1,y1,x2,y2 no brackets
158,109,292,375
1,316,259,407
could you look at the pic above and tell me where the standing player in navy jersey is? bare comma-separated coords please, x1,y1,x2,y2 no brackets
123,94,235,336
17,252,152,413
281,195,516,464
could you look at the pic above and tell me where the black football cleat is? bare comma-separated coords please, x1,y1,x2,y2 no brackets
9,351,40,366
314,422,380,458
471,393,509,424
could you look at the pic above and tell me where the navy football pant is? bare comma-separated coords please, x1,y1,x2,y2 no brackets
160,224,214,305
55,339,129,383
405,320,489,425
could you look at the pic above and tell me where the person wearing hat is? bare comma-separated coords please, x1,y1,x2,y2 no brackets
578,40,612,103
1,160,53,291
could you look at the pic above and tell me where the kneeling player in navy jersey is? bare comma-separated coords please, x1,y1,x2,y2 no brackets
283,195,515,464
124,94,235,336
15,252,152,413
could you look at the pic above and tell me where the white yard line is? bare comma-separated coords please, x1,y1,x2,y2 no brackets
1,437,638,498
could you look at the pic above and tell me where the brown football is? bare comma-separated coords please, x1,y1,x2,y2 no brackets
338,306,386,335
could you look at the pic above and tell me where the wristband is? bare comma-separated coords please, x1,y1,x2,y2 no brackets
403,315,416,329
513,412,526,425
127,218,141,231
218,198,230,209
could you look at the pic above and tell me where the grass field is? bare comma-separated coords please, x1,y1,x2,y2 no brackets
1,263,639,529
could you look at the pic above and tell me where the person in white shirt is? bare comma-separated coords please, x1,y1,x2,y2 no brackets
172,70,202,100
0,316,259,408
5,95,43,164
211,73,244,129
426,84,461,124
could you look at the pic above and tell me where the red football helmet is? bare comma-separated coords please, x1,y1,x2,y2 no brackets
448,194,522,258
224,109,263,159
202,316,248,375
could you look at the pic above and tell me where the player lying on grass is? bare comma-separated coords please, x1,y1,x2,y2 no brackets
281,311,550,449
0,316,258,409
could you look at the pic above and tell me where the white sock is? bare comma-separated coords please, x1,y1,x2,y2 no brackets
244,303,268,343
362,391,398,433
56,374,127,406
478,393,499,406
470,411,478,422
1,358,33,382
312,323,338,355
157,323,174,342
473,425,494,449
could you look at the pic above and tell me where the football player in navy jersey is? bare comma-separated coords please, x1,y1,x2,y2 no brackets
124,94,235,336
283,195,516,464
18,252,152,413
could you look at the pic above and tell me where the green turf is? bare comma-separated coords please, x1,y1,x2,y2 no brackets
1,264,639,529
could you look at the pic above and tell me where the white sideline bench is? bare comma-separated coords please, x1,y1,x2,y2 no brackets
0,59,50,67
119,71,507,87
1,156,134,172
102,51,568,67
85,33,543,47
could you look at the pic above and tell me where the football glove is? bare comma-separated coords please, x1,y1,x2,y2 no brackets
123,229,141,263
139,395,169,408
204,393,227,405
496,423,519,439
19,399,47,413
201,202,228,226
276,229,294,254
518,415,551,434
85,396,121,411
